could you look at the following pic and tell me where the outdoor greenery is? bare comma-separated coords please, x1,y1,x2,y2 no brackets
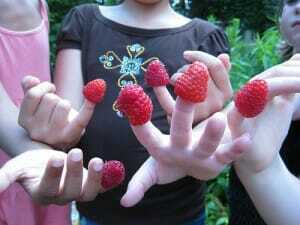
47,1,282,224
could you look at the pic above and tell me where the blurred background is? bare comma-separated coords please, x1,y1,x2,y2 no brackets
48,1,282,224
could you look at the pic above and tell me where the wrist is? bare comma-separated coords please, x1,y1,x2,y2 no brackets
234,155,286,185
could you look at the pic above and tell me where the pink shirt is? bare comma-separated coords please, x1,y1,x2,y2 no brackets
0,1,70,225
0,2,50,106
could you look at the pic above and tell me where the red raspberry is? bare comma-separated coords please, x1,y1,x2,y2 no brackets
83,79,106,104
116,85,153,126
174,62,209,103
145,60,170,87
101,160,125,190
234,79,268,118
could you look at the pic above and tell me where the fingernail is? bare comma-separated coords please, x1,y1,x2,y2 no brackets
52,158,64,168
71,150,82,162
93,161,103,172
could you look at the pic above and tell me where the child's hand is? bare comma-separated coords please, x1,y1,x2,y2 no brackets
228,76,300,174
253,54,300,120
18,76,96,150
119,95,250,207
152,51,232,124
0,148,111,204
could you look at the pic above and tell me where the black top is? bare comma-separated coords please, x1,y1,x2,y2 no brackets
229,120,300,225
57,4,229,225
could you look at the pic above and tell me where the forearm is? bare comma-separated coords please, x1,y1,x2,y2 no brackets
0,118,50,156
0,84,50,156
235,156,300,225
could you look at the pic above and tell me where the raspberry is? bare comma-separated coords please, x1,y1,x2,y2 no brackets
145,60,170,87
83,79,106,104
101,160,125,190
116,85,153,126
174,62,209,103
234,79,268,118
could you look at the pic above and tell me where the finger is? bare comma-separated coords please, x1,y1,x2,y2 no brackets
65,100,95,139
170,98,195,148
267,77,300,99
21,75,41,93
60,149,83,201
177,65,189,73
0,163,17,193
257,65,300,80
194,113,226,158
170,72,183,86
34,93,60,124
131,122,164,157
120,158,157,208
227,105,245,138
290,54,300,61
38,155,64,198
213,133,251,168
153,86,175,116
79,158,103,201
49,99,72,130
20,82,56,117
184,51,233,98
217,54,231,71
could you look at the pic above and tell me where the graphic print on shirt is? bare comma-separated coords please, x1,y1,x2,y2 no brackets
99,43,158,117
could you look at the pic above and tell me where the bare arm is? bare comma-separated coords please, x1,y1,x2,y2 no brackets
236,156,300,225
54,49,84,109
0,83,50,156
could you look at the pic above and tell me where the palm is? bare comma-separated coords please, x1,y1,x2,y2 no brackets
228,98,294,173
2,150,66,201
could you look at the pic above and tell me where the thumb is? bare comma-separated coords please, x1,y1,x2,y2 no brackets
121,158,157,207
0,160,18,193
217,54,231,72
21,75,41,93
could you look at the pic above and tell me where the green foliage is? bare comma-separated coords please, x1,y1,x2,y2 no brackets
49,0,94,62
189,0,280,32
227,19,281,90
205,170,229,225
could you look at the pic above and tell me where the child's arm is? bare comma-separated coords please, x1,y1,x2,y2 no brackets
236,155,300,225
227,77,300,224
0,82,52,156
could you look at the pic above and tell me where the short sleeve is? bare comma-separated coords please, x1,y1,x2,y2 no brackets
198,28,230,57
56,7,85,51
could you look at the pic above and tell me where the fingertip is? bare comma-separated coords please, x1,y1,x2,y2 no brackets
183,50,193,56
207,113,226,134
69,148,83,162
170,73,183,85
22,75,41,92
233,133,252,155
120,191,142,208
217,54,231,71
84,99,96,109
50,157,64,168
90,158,104,172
